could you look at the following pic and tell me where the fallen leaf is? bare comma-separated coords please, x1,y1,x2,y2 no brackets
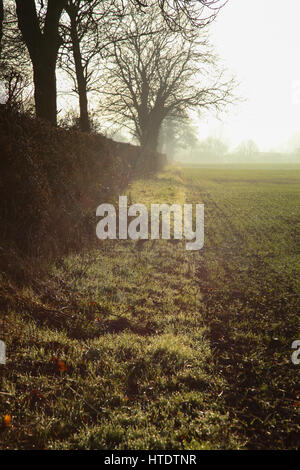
57,360,68,373
3,414,12,427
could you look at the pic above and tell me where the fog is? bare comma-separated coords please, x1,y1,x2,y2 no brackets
53,0,300,164
171,0,300,164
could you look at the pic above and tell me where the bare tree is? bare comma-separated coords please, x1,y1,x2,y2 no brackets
235,140,260,158
101,9,236,152
131,0,226,30
56,0,226,131
15,0,66,125
8,0,225,126
60,0,98,132
0,1,33,109
59,0,125,132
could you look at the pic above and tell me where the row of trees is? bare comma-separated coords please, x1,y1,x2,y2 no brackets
164,122,260,162
0,0,234,153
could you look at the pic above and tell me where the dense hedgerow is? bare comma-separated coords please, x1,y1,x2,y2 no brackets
0,106,164,269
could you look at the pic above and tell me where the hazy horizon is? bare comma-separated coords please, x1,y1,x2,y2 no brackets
194,0,300,153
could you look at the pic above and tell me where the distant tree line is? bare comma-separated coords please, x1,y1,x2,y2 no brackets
162,122,263,163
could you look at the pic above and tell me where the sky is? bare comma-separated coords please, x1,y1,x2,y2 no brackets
197,0,300,152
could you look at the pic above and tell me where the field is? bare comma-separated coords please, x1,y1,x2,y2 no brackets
0,164,299,450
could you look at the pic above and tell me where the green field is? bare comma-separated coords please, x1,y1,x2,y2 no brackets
1,165,299,449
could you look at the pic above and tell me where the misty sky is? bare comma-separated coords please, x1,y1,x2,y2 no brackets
197,0,300,152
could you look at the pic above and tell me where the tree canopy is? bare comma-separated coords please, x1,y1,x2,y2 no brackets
100,7,235,151
0,0,231,143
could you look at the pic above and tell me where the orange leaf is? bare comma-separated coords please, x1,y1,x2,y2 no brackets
3,414,12,427
57,360,68,373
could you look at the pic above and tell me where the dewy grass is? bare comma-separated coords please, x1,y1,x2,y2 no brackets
0,165,299,450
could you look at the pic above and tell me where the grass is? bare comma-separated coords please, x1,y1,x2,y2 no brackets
0,165,299,450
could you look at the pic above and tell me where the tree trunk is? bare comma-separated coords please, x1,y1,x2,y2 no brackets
67,5,90,132
15,0,65,126
32,45,58,124
141,126,160,153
